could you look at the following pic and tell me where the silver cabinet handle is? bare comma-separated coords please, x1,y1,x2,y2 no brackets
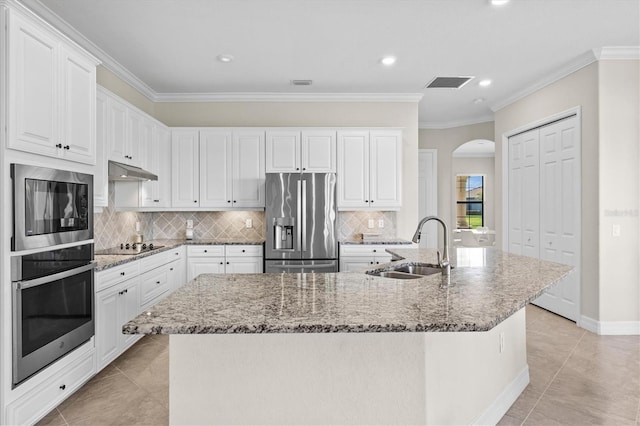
301,179,307,252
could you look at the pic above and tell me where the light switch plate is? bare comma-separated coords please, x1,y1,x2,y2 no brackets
612,224,621,237
245,219,253,228
378,219,384,228
367,219,375,229
186,220,193,228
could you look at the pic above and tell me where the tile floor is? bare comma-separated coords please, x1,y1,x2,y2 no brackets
38,305,640,425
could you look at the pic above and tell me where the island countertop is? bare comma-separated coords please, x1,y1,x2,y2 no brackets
123,247,573,334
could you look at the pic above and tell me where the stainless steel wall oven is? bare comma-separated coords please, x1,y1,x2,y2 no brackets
11,241,95,386
11,164,93,251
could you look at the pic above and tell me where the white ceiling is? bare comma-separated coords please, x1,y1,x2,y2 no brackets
27,0,640,127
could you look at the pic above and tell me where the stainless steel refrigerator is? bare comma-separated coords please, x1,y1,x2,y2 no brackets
265,173,338,273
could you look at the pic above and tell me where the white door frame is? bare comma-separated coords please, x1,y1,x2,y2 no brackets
418,149,438,248
501,106,582,323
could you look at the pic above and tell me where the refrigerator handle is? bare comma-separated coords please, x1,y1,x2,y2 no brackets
302,179,307,252
297,179,302,251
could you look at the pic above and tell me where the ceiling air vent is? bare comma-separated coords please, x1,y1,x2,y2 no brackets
290,79,313,86
425,76,474,89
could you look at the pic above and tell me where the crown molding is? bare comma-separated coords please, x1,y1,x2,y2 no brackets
593,46,640,60
419,115,494,130
20,0,158,100
490,50,598,113
153,92,423,103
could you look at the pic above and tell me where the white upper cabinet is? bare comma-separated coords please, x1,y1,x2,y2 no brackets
108,103,144,168
7,10,98,164
266,129,335,173
171,129,200,208
140,123,171,208
172,129,265,209
337,129,402,210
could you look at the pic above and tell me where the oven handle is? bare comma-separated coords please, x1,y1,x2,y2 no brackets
13,262,96,290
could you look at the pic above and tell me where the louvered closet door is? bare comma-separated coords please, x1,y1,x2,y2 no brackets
534,116,580,321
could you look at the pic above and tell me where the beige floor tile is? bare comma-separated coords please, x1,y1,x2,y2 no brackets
35,409,67,426
502,385,542,423
59,373,148,425
526,395,636,425
110,395,169,426
497,413,524,426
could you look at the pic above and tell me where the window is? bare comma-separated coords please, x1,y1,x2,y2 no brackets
456,175,484,229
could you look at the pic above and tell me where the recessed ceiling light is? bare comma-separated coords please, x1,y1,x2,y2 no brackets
473,97,485,104
217,54,234,63
479,79,492,87
381,56,396,66
490,0,510,5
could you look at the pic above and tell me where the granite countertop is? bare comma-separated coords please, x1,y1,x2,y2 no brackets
339,238,413,245
123,247,574,335
95,238,264,271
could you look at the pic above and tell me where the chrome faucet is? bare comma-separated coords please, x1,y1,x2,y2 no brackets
412,216,451,276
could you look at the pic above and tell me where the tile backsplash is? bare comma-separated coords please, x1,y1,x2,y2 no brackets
94,183,397,248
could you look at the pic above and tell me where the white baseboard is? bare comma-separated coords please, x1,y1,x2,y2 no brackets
473,366,530,426
580,316,640,335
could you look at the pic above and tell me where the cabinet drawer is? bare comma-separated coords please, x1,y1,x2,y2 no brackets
225,245,263,257
6,349,95,426
139,250,170,271
167,246,185,261
139,267,170,308
96,261,140,292
340,245,388,257
187,245,225,257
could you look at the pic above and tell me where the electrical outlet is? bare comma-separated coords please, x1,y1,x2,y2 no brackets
367,219,375,229
612,224,621,237
186,220,193,228
499,332,505,353
378,219,384,228
245,219,253,228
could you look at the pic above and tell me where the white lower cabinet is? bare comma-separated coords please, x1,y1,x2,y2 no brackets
5,345,96,426
339,245,406,272
95,275,141,371
187,245,263,280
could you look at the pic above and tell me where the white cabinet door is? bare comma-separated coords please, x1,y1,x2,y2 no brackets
369,130,402,209
337,131,369,209
126,109,144,167
60,47,96,164
9,13,59,156
119,279,141,349
172,130,200,207
266,130,300,172
225,258,263,274
188,258,226,281
339,258,374,272
232,130,265,208
108,96,128,164
141,123,171,208
301,130,336,172
95,285,120,370
200,129,233,207
94,89,109,207
139,267,170,309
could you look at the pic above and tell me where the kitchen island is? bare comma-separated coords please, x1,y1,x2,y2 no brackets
123,247,573,425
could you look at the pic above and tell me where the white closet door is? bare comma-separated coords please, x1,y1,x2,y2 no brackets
508,129,539,257
534,116,580,321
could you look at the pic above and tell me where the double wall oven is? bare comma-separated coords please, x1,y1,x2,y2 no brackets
10,164,95,386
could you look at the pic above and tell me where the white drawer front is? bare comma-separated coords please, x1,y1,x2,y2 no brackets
7,350,95,426
225,245,263,257
139,250,170,272
140,267,170,307
167,246,185,261
96,261,140,292
187,245,225,257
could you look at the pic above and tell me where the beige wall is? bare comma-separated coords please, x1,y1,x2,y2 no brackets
494,60,640,324
451,157,495,230
418,121,495,241
597,60,640,322
98,74,419,240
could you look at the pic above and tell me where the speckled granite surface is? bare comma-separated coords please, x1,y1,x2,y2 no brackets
95,239,264,271
339,238,413,245
123,247,573,334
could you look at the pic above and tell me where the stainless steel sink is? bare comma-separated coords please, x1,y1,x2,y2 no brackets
367,262,452,280
391,263,443,276
374,271,423,280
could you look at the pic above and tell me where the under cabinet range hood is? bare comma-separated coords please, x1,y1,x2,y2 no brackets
108,161,157,181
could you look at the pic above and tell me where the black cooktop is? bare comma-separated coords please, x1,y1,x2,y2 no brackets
95,243,164,256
